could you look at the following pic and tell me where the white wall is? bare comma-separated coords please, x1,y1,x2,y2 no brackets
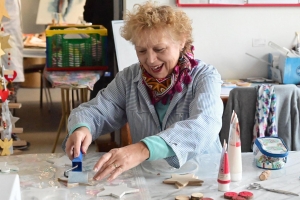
21,0,46,34
124,0,300,79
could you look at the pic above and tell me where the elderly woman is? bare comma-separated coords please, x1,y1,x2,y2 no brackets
64,1,223,181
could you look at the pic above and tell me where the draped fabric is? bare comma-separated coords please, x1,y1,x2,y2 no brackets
252,85,277,142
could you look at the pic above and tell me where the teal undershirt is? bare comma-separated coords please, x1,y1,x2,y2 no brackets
155,99,169,127
141,99,175,160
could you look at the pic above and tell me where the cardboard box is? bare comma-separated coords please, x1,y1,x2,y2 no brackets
21,58,46,88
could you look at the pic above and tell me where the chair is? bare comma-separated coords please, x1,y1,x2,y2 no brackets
95,123,132,152
219,85,300,152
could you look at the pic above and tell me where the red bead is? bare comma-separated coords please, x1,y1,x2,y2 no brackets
232,196,246,200
238,191,253,199
224,192,238,199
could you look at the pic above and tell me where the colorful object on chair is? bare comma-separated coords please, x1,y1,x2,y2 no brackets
253,84,277,142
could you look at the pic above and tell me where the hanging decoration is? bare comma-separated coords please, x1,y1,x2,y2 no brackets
0,1,17,156
0,34,11,50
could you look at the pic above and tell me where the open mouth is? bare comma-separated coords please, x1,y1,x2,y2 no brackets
151,63,164,72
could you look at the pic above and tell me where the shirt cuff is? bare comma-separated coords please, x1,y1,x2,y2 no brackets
68,123,91,135
141,135,175,161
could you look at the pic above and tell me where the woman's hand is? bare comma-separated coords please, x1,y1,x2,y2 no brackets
93,142,150,181
65,127,92,160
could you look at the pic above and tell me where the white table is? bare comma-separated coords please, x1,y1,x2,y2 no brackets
0,152,299,200
147,152,300,200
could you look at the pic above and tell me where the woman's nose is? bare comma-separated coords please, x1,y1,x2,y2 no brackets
147,51,157,63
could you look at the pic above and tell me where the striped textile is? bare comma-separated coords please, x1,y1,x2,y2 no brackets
64,60,223,168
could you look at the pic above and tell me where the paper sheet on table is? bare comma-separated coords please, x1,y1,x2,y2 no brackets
210,0,245,4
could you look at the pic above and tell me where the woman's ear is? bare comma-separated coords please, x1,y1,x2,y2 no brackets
180,38,187,50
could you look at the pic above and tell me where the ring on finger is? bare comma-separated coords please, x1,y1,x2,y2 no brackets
113,163,119,168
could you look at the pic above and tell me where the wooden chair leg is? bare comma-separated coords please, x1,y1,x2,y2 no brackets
52,89,67,153
121,123,132,147
40,70,43,108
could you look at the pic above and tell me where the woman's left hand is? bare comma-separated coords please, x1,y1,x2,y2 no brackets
93,142,150,181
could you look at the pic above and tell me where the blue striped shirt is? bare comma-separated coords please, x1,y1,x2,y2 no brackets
63,60,223,168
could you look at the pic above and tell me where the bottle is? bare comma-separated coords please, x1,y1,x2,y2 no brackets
227,111,242,181
218,140,230,191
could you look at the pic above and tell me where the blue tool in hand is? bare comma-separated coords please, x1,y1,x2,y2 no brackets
72,150,83,172
63,150,88,184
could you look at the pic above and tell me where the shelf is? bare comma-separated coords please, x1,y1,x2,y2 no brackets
0,103,22,109
23,48,46,58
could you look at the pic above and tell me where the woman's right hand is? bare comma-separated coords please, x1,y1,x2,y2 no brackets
65,127,92,160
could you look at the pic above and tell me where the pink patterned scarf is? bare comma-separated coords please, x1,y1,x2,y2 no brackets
142,47,198,104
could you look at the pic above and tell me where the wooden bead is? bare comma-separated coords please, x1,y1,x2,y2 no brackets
224,192,238,199
191,192,203,199
232,196,246,200
259,170,271,181
175,195,190,200
238,191,254,199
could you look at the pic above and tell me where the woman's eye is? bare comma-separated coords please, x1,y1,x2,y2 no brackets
155,48,164,52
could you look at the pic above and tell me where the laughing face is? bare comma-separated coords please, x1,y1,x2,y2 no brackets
134,29,185,79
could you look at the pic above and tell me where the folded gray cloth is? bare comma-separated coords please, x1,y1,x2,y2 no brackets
219,84,300,152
